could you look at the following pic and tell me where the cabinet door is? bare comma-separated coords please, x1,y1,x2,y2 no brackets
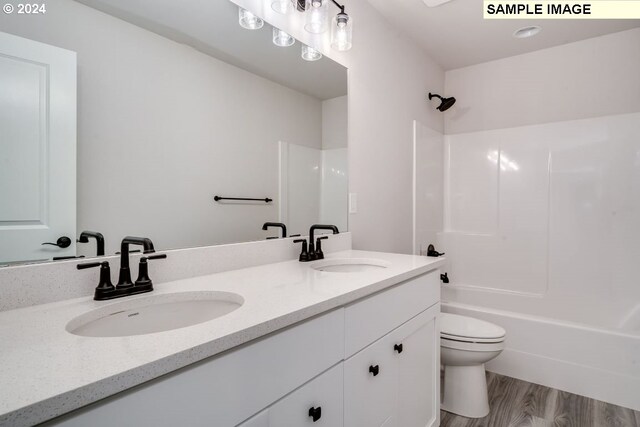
237,410,268,427
344,333,399,427
269,364,343,426
394,305,440,427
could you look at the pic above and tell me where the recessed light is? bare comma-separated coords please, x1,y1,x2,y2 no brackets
422,0,454,7
513,26,542,39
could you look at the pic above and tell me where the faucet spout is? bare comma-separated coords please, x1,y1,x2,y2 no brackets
308,224,339,261
117,236,155,288
78,231,105,256
262,222,287,238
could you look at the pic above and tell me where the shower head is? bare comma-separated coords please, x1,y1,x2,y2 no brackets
428,93,456,112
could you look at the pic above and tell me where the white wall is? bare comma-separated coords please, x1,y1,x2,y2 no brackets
440,29,640,331
445,28,640,135
0,0,324,255
320,148,348,232
322,95,348,149
230,0,445,254
279,142,321,236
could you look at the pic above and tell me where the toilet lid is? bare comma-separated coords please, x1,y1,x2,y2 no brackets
440,313,506,341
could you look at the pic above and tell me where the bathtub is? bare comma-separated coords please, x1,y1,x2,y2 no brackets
442,300,640,411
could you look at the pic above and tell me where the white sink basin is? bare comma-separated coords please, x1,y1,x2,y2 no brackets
67,291,244,337
311,258,390,273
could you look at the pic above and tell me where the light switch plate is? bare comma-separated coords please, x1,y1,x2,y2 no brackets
349,193,357,214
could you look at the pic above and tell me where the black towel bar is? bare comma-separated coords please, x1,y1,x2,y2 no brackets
214,196,273,203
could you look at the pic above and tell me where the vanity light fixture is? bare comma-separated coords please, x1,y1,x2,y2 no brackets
273,27,295,46
238,8,264,30
302,44,323,61
301,0,353,51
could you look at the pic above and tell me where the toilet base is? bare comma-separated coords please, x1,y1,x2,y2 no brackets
441,363,489,418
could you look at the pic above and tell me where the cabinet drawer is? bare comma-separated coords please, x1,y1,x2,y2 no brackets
344,271,439,357
47,309,344,427
269,364,343,426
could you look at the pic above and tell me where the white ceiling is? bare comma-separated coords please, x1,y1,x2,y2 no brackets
365,0,640,70
75,0,347,100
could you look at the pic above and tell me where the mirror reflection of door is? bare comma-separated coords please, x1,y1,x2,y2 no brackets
0,32,77,265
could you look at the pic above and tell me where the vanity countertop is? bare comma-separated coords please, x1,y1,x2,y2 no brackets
0,250,444,426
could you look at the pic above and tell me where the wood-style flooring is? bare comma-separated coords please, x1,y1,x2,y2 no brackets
440,372,640,427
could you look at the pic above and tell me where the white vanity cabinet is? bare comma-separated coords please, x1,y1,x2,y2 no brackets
45,270,440,427
343,270,440,427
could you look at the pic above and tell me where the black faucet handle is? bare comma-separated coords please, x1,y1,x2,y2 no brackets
293,239,310,262
135,254,166,288
78,261,115,298
77,261,102,270
314,236,329,260
143,254,167,261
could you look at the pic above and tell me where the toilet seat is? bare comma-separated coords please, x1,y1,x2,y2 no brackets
441,333,505,344
440,313,506,343
440,337,505,352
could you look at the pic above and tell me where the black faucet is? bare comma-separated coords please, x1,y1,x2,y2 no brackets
262,222,287,238
78,236,165,301
116,236,156,289
78,231,105,256
307,224,339,261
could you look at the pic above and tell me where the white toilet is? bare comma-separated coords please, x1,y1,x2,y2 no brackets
440,313,506,418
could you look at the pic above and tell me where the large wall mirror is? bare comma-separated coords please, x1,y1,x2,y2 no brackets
0,0,348,265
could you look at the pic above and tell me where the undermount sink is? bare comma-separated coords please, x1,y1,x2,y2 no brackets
67,291,244,338
311,258,389,273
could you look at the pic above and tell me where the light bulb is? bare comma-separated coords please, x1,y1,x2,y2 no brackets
302,45,322,61
273,28,295,47
238,8,263,30
304,0,329,33
331,12,352,51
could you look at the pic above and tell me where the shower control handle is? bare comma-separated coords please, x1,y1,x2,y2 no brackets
394,343,403,354
369,365,380,376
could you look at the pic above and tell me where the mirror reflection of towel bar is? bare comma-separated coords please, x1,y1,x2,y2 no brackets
214,196,273,203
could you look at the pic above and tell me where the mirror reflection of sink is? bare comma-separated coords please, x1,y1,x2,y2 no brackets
312,258,390,273
67,291,243,338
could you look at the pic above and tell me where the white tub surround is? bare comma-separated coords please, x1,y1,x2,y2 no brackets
0,247,443,426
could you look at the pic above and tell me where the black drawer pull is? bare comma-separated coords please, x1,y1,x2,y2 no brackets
369,365,380,376
308,406,322,422
394,343,404,354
